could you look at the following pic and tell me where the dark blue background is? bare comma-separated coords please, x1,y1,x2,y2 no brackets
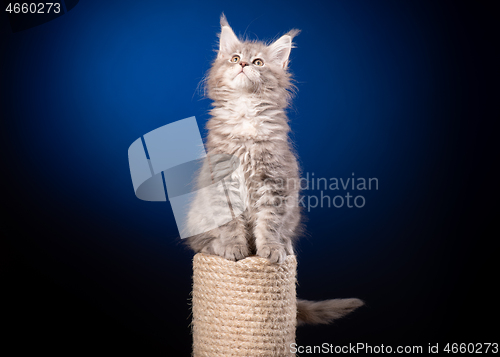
1,0,497,354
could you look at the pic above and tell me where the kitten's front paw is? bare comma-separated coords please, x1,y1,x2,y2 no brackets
217,243,249,261
257,244,287,264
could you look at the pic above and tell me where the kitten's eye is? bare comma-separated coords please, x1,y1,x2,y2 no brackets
253,58,264,66
230,55,240,63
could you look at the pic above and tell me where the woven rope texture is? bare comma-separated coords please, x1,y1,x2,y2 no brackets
192,253,297,357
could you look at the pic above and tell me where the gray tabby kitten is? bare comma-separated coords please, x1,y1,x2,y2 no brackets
187,15,363,325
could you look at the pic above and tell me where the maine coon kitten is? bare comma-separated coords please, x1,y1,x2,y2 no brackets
186,15,363,325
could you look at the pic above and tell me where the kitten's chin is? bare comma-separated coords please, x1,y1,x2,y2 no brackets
232,73,253,90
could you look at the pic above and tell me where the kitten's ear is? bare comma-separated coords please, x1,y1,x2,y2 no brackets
269,29,300,69
218,14,240,58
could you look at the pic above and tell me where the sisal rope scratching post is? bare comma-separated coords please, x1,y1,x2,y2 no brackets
192,253,297,357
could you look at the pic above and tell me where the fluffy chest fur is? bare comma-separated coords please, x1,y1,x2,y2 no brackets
207,98,294,201
209,96,284,142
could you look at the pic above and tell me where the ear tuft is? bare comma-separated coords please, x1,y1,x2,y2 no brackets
220,13,229,27
286,29,301,40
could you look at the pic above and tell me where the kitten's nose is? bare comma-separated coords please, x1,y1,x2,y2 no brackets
240,61,249,68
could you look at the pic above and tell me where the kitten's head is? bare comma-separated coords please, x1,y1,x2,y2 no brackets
207,14,299,101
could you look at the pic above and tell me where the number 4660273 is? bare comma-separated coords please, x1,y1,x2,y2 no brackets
6,3,61,14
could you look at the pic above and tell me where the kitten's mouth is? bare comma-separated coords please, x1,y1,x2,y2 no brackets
235,70,247,79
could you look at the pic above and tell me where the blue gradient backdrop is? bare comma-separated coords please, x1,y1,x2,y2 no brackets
1,0,496,354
